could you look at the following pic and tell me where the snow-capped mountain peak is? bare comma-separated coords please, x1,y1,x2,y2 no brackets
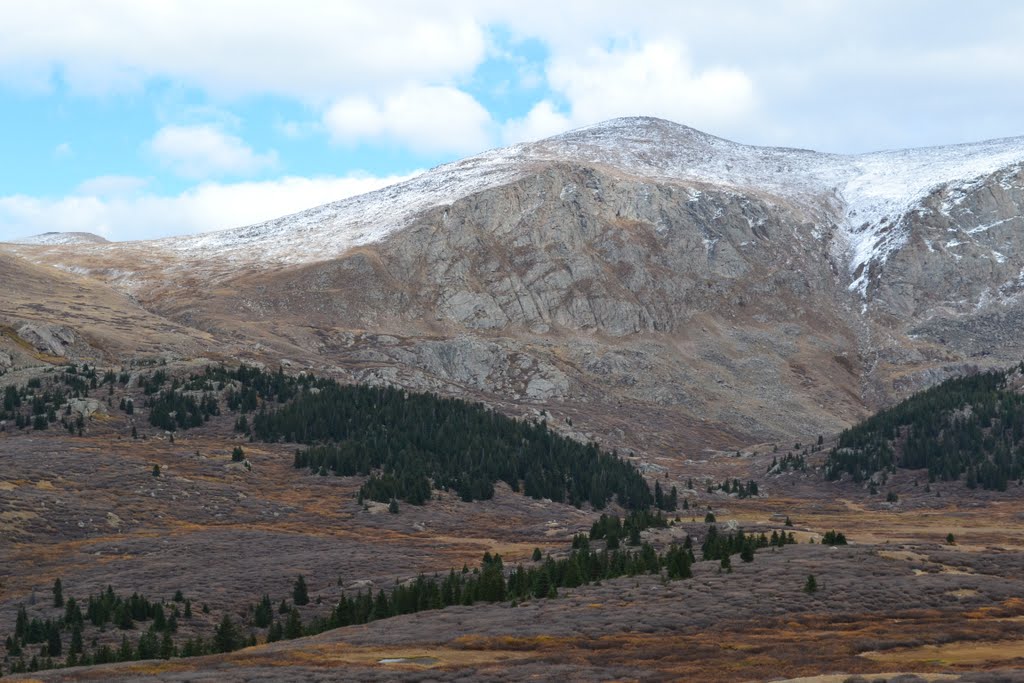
16,117,1024,303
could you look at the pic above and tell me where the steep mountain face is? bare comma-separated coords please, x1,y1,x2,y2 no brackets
3,117,1024,453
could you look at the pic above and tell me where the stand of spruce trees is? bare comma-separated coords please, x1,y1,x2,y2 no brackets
155,364,653,509
826,366,1024,490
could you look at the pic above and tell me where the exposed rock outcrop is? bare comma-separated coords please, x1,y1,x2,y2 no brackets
17,323,76,357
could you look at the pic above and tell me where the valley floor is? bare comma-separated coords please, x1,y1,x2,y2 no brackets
2,379,1024,681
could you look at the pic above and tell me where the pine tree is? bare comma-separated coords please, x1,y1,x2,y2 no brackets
740,544,754,563
46,625,62,657
69,624,83,656
253,594,273,628
804,574,818,593
119,634,134,661
52,578,64,608
292,575,309,606
284,607,303,639
214,614,241,653
159,630,176,659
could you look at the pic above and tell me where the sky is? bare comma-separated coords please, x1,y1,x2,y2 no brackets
1,0,1022,242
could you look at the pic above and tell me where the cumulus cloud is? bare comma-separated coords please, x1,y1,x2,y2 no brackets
0,172,421,242
147,124,278,179
324,85,493,155
74,175,149,197
503,40,756,144
501,100,571,145
0,2,487,100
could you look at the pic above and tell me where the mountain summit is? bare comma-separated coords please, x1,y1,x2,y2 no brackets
3,117,1024,450
142,117,1024,299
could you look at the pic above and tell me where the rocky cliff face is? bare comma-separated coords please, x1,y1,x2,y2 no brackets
4,117,1024,453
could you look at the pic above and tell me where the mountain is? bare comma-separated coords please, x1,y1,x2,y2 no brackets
11,231,110,246
4,118,1024,682
3,116,1024,452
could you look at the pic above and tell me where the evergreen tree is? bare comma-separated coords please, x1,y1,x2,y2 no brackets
118,634,134,661
159,631,176,659
293,575,310,606
69,624,83,656
284,607,303,640
46,625,61,657
213,614,241,653
253,594,273,628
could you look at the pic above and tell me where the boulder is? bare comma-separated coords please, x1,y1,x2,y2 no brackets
67,398,104,418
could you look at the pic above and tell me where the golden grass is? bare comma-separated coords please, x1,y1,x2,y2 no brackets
862,638,1024,666
211,642,535,671
778,674,958,683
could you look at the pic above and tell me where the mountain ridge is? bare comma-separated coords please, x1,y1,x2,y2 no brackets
2,116,1024,452
9,117,1024,302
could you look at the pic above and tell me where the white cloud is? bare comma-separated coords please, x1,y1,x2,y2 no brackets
0,173,421,242
501,100,571,145
147,124,277,179
1,1,1022,180
0,2,487,100
503,40,756,144
54,142,72,157
324,85,493,155
74,175,149,197
276,120,321,140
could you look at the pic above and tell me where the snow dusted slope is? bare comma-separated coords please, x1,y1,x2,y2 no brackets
537,119,1024,296
841,139,1024,295
158,117,1024,297
11,231,109,246
157,146,531,263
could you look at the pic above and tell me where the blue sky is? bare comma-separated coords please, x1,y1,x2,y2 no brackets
1,1,1022,242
